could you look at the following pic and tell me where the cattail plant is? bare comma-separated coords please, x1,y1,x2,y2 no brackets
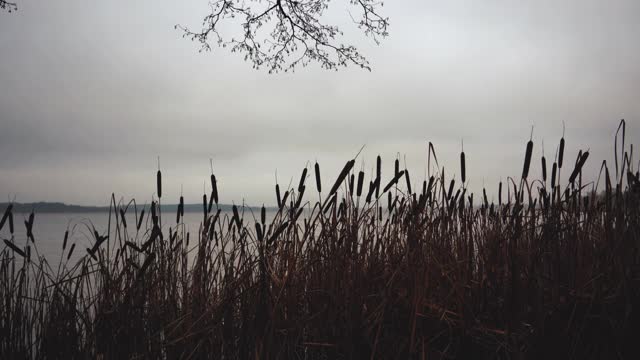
376,155,381,197
404,169,412,195
559,136,565,169
329,159,355,196
356,171,365,197
0,123,637,360
0,203,11,232
541,146,547,184
137,208,145,230
314,162,322,193
298,167,307,193
157,157,162,198
62,229,69,251
276,183,282,208
461,140,466,184
522,128,534,179
568,150,590,184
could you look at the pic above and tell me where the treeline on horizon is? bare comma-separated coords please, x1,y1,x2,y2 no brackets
0,120,639,359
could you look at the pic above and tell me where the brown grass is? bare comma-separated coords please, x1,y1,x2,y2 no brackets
0,121,639,359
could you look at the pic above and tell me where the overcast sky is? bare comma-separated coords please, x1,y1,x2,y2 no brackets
1,0,639,206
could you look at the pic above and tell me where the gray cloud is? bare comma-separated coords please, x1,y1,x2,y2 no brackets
1,0,639,205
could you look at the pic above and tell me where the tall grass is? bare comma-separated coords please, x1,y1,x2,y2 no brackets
1,121,639,359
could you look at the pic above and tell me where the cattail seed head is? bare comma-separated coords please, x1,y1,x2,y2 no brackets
483,188,488,208
522,140,533,179
569,151,590,184
276,184,282,208
203,193,208,217
383,170,404,193
356,171,365,197
0,204,12,232
376,155,381,197
137,209,145,230
27,211,34,229
365,180,375,203
460,151,466,184
63,230,69,250
156,170,162,198
427,176,435,195
211,175,219,204
314,162,322,193
255,222,263,242
232,204,241,229
329,160,355,196
67,243,76,260
120,209,127,228
4,239,25,257
298,168,307,193
349,174,355,194
558,137,565,169
177,197,184,223
404,169,412,194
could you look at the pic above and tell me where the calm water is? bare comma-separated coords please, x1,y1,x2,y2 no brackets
1,210,277,266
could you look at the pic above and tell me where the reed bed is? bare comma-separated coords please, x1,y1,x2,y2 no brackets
1,121,639,359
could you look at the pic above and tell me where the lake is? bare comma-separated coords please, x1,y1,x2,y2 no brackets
1,209,277,266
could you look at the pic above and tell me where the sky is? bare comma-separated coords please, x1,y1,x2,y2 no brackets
1,0,639,206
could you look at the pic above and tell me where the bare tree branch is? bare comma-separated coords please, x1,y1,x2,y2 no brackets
177,0,389,73
0,0,17,13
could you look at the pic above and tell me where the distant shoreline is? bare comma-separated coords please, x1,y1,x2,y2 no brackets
0,202,275,213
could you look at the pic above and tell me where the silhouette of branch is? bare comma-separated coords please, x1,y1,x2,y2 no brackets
0,0,17,13
177,0,389,73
